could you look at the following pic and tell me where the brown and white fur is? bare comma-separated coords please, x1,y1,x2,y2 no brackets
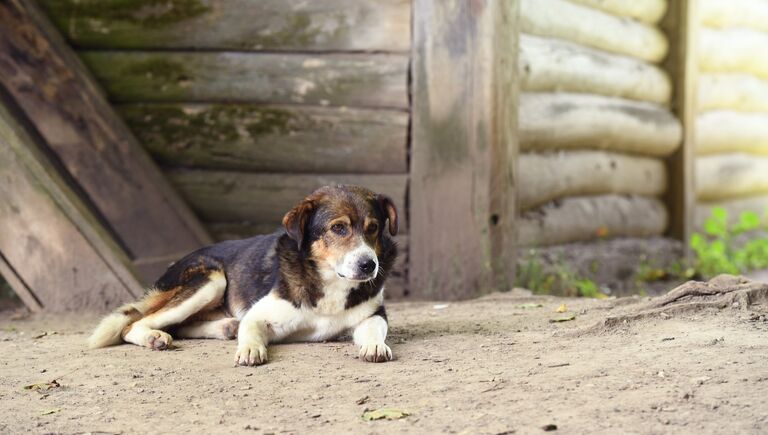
88,185,398,365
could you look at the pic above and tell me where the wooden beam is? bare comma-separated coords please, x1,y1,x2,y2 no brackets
0,89,143,311
39,0,411,52
410,0,519,299
660,0,698,250
0,1,212,283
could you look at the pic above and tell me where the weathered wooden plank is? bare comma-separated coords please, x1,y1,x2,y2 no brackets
410,0,519,299
166,170,408,232
520,151,667,210
0,1,211,283
520,34,671,103
80,51,409,109
0,90,142,311
568,0,667,24
519,195,668,247
696,154,768,201
699,28,768,80
660,0,697,249
120,104,408,173
697,111,768,155
521,0,668,63
701,0,768,33
699,73,768,112
520,93,682,156
40,0,411,52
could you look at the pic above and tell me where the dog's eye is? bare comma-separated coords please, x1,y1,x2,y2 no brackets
331,223,347,235
367,223,379,234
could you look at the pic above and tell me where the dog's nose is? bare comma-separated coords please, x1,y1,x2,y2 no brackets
358,258,377,274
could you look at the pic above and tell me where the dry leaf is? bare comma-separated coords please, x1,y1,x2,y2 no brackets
556,304,568,313
24,380,60,391
549,314,576,323
362,407,410,421
41,408,60,415
516,303,543,309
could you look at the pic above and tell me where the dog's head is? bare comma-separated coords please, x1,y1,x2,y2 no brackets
282,185,398,282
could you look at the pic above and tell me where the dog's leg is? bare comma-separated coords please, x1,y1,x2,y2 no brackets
123,271,227,350
353,306,392,363
176,318,239,340
235,293,302,366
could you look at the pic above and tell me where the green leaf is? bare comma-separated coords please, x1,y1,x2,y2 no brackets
739,211,760,231
362,408,410,421
41,408,60,416
549,314,576,323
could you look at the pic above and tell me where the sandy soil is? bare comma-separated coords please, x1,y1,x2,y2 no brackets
1,288,767,435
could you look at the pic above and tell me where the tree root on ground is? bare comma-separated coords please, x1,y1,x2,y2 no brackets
580,274,768,334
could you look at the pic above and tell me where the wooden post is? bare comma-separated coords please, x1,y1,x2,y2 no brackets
0,89,143,312
661,0,698,252
410,0,519,299
0,0,212,283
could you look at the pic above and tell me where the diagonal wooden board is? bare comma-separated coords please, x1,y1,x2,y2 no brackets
0,90,143,312
0,1,212,284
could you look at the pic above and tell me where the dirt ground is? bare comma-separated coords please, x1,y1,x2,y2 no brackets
1,286,767,435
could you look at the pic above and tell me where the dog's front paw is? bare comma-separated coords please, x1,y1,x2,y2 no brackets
235,342,268,366
359,343,393,363
147,330,173,350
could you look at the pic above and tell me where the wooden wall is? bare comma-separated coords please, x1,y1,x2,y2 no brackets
517,0,683,246
40,0,412,292
694,0,768,227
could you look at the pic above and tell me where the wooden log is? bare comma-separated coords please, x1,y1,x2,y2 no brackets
699,28,768,79
520,93,682,156
695,196,768,230
520,35,671,103
80,51,409,109
699,73,768,112
0,90,142,312
0,1,211,284
660,0,698,250
120,104,408,173
518,195,668,246
520,0,668,63
696,111,768,155
166,170,408,232
410,0,519,298
39,0,410,52
700,0,768,33
519,151,667,209
567,0,667,24
696,154,768,201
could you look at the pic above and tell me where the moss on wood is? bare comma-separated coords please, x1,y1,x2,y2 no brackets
44,0,210,28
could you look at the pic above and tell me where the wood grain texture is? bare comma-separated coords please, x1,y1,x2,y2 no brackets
519,195,668,246
0,90,142,311
0,1,211,280
410,0,518,299
40,0,411,52
520,151,667,210
521,0,668,63
81,51,409,109
520,93,682,156
119,103,408,173
660,0,697,249
166,170,408,231
520,34,671,103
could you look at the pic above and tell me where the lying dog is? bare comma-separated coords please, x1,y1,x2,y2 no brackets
88,185,398,365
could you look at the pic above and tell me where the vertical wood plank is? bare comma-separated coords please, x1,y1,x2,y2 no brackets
410,0,518,299
661,0,698,251
0,1,212,283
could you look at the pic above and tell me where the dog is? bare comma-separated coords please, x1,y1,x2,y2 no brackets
88,185,398,365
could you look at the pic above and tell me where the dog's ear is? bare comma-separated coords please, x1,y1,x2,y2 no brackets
282,198,316,247
377,194,398,236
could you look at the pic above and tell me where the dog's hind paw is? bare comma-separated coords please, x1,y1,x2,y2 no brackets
359,343,393,363
235,342,268,366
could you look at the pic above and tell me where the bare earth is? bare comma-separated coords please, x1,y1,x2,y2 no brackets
1,289,767,435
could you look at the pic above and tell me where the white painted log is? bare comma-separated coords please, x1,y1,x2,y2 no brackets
696,154,768,201
696,111,768,155
519,151,667,209
699,73,768,112
696,196,768,230
520,0,668,62
701,0,768,33
700,28,768,79
520,34,671,103
518,195,668,246
520,93,682,156
568,0,667,24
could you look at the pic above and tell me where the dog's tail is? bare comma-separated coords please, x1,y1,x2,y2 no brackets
88,304,143,349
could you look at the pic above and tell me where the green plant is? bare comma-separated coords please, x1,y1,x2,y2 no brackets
690,207,768,279
516,250,605,298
